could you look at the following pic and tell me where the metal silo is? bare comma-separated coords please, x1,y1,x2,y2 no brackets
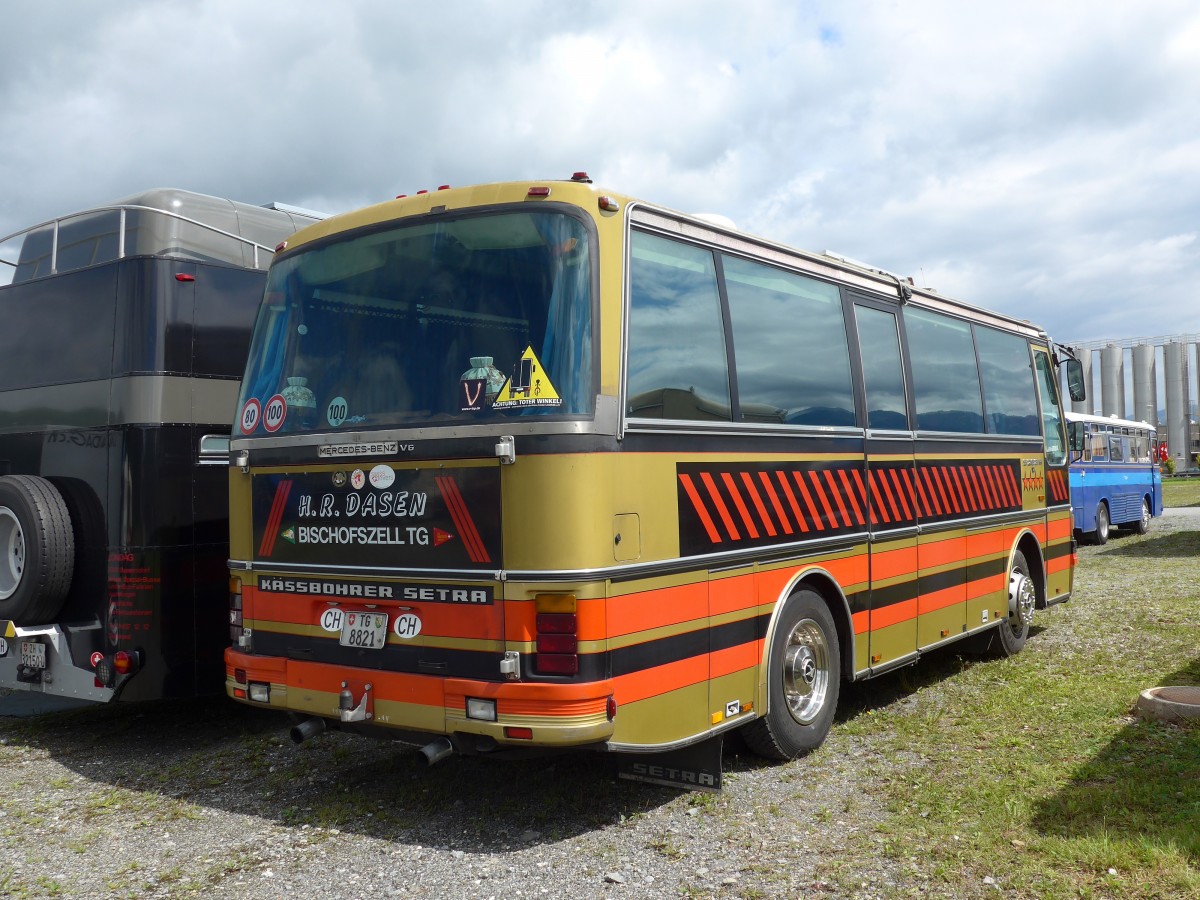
1131,343,1157,426
1100,344,1125,419
1071,349,1093,414
1164,341,1190,468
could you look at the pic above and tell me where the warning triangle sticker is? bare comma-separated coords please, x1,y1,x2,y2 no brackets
492,345,563,409
433,527,456,547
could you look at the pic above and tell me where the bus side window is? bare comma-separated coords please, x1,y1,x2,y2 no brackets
905,307,985,433
1089,431,1107,461
1073,422,1090,460
627,231,731,421
723,254,854,426
1108,434,1124,462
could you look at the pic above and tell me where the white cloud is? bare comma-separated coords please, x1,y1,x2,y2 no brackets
1,0,1198,343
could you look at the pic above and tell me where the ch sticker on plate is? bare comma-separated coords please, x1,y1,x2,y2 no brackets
393,613,422,639
319,608,345,632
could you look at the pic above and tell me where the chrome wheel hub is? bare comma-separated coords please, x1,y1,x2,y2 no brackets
782,618,830,725
1008,569,1036,627
0,507,25,600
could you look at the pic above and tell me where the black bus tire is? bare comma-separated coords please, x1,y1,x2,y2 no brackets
991,550,1034,658
742,588,841,761
1093,502,1110,545
0,474,75,624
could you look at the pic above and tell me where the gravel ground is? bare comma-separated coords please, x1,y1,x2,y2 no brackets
3,510,1197,900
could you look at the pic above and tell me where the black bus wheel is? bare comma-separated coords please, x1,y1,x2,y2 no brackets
0,475,75,624
1093,502,1110,545
742,588,840,761
991,550,1034,658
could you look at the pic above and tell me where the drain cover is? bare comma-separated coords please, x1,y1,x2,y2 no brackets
1135,686,1200,722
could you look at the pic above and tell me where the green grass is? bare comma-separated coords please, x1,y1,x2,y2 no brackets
827,527,1200,898
1162,477,1200,507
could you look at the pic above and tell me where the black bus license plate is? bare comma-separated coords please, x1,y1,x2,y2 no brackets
20,641,46,670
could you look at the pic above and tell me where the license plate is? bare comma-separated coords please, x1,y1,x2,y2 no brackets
339,612,389,649
20,641,46,670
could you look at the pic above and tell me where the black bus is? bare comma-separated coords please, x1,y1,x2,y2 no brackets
0,189,319,704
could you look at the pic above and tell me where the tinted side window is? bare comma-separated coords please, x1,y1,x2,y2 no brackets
975,325,1039,435
723,255,854,426
192,266,268,377
905,307,984,433
854,306,909,429
53,211,122,275
627,231,730,421
0,265,117,389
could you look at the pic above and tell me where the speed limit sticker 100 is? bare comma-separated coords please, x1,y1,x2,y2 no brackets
263,394,287,432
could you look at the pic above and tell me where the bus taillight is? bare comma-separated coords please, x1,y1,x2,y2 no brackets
94,650,141,687
534,593,578,675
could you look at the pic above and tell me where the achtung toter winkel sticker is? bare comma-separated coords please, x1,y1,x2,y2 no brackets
491,345,562,409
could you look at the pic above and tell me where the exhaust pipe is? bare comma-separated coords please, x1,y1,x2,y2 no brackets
290,716,327,744
419,736,454,766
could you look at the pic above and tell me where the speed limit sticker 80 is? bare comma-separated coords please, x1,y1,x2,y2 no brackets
239,398,261,434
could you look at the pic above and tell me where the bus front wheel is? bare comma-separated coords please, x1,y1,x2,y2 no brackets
0,475,75,625
742,588,840,761
990,550,1034,658
1093,502,1110,545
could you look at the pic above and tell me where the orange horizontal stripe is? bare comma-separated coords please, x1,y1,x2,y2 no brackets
710,571,762,617
918,535,967,569
607,582,707,637
709,640,760,680
871,545,918,582
967,574,1005,601
917,584,966,614
852,609,870,635
613,655,708,705
870,597,918,630
1047,555,1073,575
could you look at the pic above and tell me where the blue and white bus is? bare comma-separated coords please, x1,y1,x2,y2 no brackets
1066,412,1162,544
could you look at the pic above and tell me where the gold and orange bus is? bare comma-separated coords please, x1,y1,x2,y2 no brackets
224,173,1085,787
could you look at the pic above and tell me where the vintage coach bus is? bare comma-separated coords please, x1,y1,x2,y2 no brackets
0,189,318,705
1066,411,1162,544
224,174,1084,784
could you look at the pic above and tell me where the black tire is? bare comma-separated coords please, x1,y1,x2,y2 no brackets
989,550,1034,658
0,474,75,624
742,588,841,760
1093,502,1110,545
1131,498,1151,535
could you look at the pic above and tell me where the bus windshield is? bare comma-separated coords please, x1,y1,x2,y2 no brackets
237,208,594,435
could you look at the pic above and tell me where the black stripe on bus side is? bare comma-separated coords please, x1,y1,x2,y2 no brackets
1043,540,1074,562
608,612,772,680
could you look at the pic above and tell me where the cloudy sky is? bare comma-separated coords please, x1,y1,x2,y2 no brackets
1,0,1197,347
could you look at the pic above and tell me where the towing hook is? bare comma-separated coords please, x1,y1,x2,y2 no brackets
419,737,454,766
290,716,327,744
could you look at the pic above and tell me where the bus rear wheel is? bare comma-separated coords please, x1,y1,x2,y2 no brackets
742,588,840,761
1131,498,1151,535
0,475,75,625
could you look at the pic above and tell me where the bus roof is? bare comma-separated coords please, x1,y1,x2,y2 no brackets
1065,411,1157,431
276,175,1053,341
1,188,324,284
